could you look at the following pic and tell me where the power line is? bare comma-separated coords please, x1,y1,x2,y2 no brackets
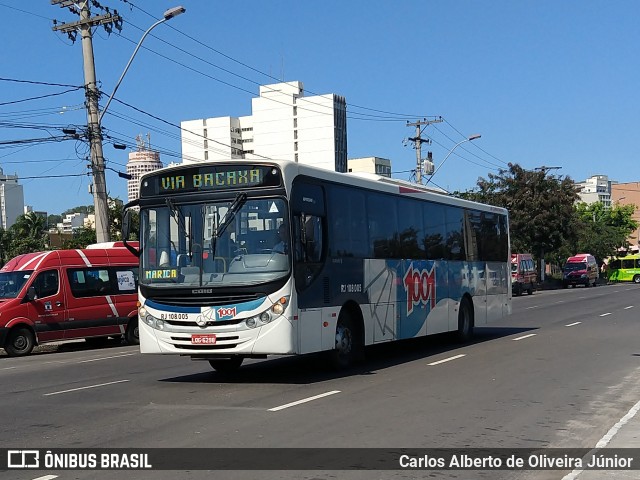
0,77,82,88
0,87,84,107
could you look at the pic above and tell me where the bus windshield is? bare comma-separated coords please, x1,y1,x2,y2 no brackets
140,197,290,288
0,271,32,299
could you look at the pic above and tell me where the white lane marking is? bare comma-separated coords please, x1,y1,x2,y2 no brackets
525,306,539,309
2,366,17,370
565,322,581,327
33,476,58,480
513,334,537,341
554,301,564,304
44,379,129,396
78,353,136,363
599,313,612,317
578,296,587,299
268,390,341,412
428,354,466,366
624,306,634,309
561,399,640,480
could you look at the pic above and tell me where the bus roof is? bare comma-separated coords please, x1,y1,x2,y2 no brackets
138,159,508,215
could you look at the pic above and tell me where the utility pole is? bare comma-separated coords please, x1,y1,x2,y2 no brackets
406,117,442,183
534,166,562,175
52,0,122,243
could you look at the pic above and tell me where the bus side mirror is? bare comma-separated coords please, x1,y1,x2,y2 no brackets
122,206,141,258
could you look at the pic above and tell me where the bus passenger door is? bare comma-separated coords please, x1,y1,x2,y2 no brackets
473,263,487,326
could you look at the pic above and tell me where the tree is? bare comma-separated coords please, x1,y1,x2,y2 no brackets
458,163,580,279
61,228,96,249
62,205,93,216
47,214,62,229
572,202,638,265
7,212,48,258
13,212,47,239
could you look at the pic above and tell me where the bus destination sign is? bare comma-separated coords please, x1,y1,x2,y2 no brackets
140,165,282,197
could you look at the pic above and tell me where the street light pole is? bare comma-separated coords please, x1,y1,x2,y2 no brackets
99,6,186,124
425,134,481,186
91,5,185,242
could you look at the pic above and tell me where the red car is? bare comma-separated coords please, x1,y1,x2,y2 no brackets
0,244,139,357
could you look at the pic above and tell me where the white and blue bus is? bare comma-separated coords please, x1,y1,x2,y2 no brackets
122,160,511,372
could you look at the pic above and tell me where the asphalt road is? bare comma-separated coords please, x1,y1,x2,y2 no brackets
1,283,640,480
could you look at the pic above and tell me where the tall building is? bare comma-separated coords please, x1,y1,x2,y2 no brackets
126,134,163,203
0,168,24,229
611,182,640,252
181,81,348,172
347,157,392,177
576,174,616,208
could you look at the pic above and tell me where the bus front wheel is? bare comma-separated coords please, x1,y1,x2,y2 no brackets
329,312,361,369
633,275,640,284
209,357,243,373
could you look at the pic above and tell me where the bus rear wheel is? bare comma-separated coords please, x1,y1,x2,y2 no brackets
209,357,243,373
455,298,474,343
5,327,35,357
633,275,640,284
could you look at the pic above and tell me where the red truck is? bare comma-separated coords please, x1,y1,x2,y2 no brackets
0,244,139,357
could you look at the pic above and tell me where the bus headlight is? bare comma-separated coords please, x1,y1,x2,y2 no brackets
260,311,272,324
156,319,165,330
271,296,288,315
246,317,257,328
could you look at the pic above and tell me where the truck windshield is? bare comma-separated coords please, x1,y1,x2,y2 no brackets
563,262,586,272
0,271,32,299
140,197,290,288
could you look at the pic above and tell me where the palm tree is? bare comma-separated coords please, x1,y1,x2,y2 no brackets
13,212,47,239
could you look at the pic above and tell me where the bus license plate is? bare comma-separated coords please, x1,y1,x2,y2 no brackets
191,334,217,345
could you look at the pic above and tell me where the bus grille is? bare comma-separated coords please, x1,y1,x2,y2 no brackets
149,293,264,307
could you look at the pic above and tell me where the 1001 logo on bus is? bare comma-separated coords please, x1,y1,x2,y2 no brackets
217,307,236,319
403,263,436,315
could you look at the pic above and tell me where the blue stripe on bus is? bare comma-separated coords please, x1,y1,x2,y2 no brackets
145,300,201,313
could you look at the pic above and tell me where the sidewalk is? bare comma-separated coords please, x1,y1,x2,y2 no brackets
566,400,640,480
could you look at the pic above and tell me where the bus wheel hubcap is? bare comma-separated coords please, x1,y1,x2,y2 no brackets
336,326,352,355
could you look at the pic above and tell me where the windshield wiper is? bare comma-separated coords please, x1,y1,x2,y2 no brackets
216,193,247,238
211,193,247,263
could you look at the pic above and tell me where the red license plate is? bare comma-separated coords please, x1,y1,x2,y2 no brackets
191,334,217,345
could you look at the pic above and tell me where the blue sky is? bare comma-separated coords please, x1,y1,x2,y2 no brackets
1,0,639,215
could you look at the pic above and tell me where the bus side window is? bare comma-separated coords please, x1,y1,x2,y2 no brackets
294,213,324,288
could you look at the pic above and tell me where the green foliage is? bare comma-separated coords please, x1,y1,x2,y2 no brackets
458,164,579,262
61,228,97,249
62,205,94,216
47,214,62,228
572,202,638,264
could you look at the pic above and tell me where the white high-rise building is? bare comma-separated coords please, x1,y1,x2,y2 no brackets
126,134,163,203
576,174,616,208
0,168,24,229
181,81,348,172
347,157,392,177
